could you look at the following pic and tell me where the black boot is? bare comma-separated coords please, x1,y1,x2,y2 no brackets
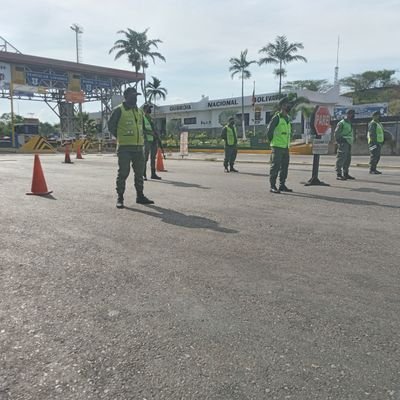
270,185,280,194
116,194,124,209
337,174,345,180
224,166,230,173
279,184,293,192
136,193,154,204
230,166,239,172
151,168,162,180
344,173,355,180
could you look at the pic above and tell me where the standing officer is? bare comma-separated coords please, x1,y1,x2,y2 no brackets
267,97,292,193
108,87,154,209
335,109,356,180
368,110,384,174
143,103,162,180
221,116,239,173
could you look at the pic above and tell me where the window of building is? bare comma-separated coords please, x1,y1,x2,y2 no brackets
236,113,250,126
183,117,197,125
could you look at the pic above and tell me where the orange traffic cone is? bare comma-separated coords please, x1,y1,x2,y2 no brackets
76,145,84,159
63,144,73,164
26,154,53,196
156,148,167,172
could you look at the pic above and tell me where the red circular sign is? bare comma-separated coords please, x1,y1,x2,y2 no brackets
314,106,331,135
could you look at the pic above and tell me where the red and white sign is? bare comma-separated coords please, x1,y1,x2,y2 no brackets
65,90,85,103
314,106,331,135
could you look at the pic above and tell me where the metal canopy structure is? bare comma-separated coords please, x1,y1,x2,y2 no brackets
0,50,144,137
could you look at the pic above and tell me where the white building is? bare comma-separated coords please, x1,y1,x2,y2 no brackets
154,86,352,136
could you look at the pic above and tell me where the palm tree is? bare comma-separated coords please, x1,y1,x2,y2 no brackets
109,28,166,101
259,35,307,96
146,76,168,117
229,49,256,140
146,76,167,133
76,112,97,138
109,28,142,76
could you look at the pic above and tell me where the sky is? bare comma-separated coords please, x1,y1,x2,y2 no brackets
1,0,399,123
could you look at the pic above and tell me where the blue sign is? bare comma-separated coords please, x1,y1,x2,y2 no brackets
26,71,68,86
81,78,111,92
334,103,388,119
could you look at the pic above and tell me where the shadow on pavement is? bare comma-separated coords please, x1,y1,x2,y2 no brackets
349,187,400,197
355,178,400,187
237,171,268,178
150,179,210,190
26,193,57,200
287,192,400,209
125,205,238,233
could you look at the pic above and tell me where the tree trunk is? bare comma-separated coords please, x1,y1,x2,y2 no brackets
241,71,246,140
141,59,147,102
279,60,282,96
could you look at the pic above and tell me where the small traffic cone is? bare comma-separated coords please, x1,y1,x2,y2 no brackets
63,145,73,164
156,148,167,172
26,154,53,196
76,145,84,159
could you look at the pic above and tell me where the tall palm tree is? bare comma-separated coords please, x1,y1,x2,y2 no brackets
259,35,307,96
146,76,168,123
229,49,256,140
146,76,167,105
109,28,142,75
109,28,166,101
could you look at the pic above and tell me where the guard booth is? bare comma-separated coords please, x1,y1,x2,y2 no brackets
14,117,39,147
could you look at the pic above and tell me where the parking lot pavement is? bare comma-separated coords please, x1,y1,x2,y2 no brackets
0,154,399,400
167,151,400,169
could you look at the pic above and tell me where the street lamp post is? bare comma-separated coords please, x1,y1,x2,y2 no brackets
70,24,84,137
70,23,83,63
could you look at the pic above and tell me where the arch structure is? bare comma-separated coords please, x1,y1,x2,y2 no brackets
0,51,144,138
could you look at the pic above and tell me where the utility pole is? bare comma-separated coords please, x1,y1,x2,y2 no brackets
70,24,84,137
334,36,340,86
70,24,83,63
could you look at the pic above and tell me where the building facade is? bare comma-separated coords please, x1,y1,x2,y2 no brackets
154,86,353,137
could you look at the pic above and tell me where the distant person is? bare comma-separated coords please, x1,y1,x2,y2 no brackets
142,103,161,180
335,109,355,180
108,87,154,209
221,116,239,173
368,111,384,174
267,97,293,193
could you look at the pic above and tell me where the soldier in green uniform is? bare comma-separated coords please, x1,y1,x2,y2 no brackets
142,103,161,180
335,109,356,180
368,111,384,174
108,87,154,209
267,97,293,193
221,117,239,173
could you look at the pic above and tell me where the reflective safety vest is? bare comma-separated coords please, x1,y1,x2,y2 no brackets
270,113,291,148
368,120,384,144
225,125,237,146
143,115,154,142
337,119,353,145
116,105,144,146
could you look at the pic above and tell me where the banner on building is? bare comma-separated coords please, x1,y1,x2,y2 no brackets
0,62,11,89
334,103,388,119
13,84,47,96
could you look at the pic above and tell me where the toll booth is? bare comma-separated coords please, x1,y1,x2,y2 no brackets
14,118,39,147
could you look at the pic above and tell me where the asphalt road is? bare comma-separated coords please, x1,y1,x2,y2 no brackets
1,154,399,400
